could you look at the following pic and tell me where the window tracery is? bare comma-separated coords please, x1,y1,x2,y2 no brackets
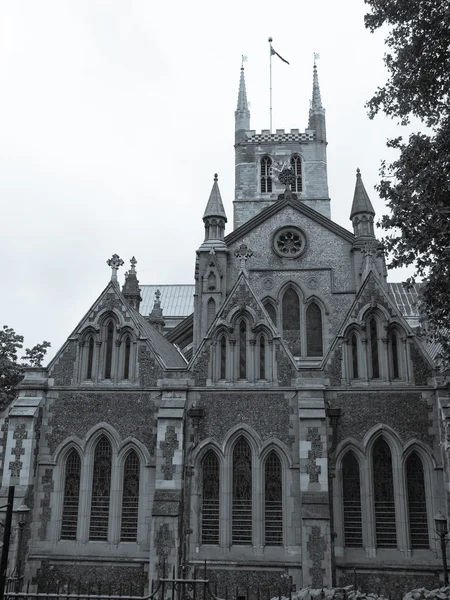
264,451,282,546
290,155,302,193
406,452,429,548
201,450,220,544
261,156,272,193
373,438,396,548
342,451,362,547
121,450,140,541
232,438,252,544
61,449,81,540
89,436,112,541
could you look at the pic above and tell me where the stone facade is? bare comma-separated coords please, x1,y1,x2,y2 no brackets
2,63,445,600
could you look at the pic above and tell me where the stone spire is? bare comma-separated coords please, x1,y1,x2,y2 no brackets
308,60,326,142
235,66,250,133
201,174,227,249
148,289,165,333
122,256,142,311
350,168,375,238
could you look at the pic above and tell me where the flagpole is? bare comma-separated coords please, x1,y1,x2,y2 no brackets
269,37,273,133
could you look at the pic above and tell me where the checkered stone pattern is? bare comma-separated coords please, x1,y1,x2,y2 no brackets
247,132,315,143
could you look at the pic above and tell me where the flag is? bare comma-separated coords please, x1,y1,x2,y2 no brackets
270,45,289,65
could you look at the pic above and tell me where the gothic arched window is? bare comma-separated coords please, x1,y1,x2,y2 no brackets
406,452,429,548
306,302,323,356
390,332,400,379
259,336,266,380
86,336,95,380
207,298,215,329
201,450,220,544
290,155,302,193
264,302,277,327
121,450,140,541
373,439,396,547
104,321,114,379
265,451,282,546
342,451,362,547
239,321,247,379
61,449,81,540
220,335,227,380
123,336,131,380
89,436,112,541
282,288,300,355
261,156,272,193
369,318,380,378
232,438,252,545
351,333,359,379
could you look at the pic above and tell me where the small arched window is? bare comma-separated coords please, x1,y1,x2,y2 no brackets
342,451,362,547
201,450,220,544
390,332,400,379
306,302,323,356
259,337,266,380
61,449,81,540
406,452,429,548
121,450,140,541
261,156,272,193
123,336,131,380
89,436,112,541
220,335,227,380
239,321,247,379
282,288,300,355
265,451,282,546
290,155,302,193
351,333,359,379
232,438,252,545
369,318,380,379
264,302,277,327
373,438,396,547
86,336,95,380
104,321,114,379
207,298,215,329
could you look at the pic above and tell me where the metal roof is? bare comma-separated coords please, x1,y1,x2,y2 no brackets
140,285,195,317
388,282,421,317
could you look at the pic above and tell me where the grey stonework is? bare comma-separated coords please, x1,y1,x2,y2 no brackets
50,341,77,386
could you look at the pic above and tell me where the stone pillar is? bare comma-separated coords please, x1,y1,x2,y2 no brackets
149,386,187,583
298,387,331,588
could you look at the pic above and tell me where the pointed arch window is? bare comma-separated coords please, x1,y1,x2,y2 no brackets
351,333,359,379
259,336,266,380
373,439,396,547
207,298,216,329
264,302,277,327
239,321,247,379
406,452,429,548
390,332,400,379
202,450,220,544
369,318,380,379
60,449,81,540
86,336,95,380
306,302,323,356
220,335,227,380
232,438,252,545
265,451,282,545
282,288,300,355
120,450,140,541
123,336,131,380
261,156,272,193
89,436,112,541
342,451,362,547
290,155,302,193
104,321,114,379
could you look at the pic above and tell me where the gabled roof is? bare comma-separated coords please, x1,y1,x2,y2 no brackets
225,194,355,246
140,285,194,317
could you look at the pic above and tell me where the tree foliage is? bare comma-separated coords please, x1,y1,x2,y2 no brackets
365,0,450,365
0,325,51,406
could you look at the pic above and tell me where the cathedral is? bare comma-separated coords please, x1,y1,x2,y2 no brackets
4,63,449,596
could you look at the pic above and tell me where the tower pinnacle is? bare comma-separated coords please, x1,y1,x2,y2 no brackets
308,60,326,142
235,66,250,133
201,174,227,250
350,168,375,238
122,256,142,310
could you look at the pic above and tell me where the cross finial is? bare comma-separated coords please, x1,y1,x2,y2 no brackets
130,256,137,274
241,55,248,69
314,52,320,65
155,289,161,303
234,243,254,270
106,254,124,282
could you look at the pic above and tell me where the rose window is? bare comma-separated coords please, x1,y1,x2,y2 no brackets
273,227,306,258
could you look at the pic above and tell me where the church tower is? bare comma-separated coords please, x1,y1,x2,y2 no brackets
233,62,330,229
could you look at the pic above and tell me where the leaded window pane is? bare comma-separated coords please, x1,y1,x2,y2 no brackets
282,289,301,355
123,336,131,380
373,439,396,547
370,319,380,378
89,436,112,541
306,303,323,356
259,337,266,380
239,321,247,379
265,303,277,327
232,438,252,544
202,450,220,544
61,449,81,540
351,334,359,379
121,450,140,541
406,452,429,548
87,336,94,380
261,156,272,193
265,451,282,546
342,451,362,547
220,336,226,379
104,321,114,379
391,333,399,379
290,155,302,192
207,299,215,329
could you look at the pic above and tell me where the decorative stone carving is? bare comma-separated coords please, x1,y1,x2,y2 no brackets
10,423,27,477
160,426,179,480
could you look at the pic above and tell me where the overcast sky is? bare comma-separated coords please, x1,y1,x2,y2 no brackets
0,0,413,362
